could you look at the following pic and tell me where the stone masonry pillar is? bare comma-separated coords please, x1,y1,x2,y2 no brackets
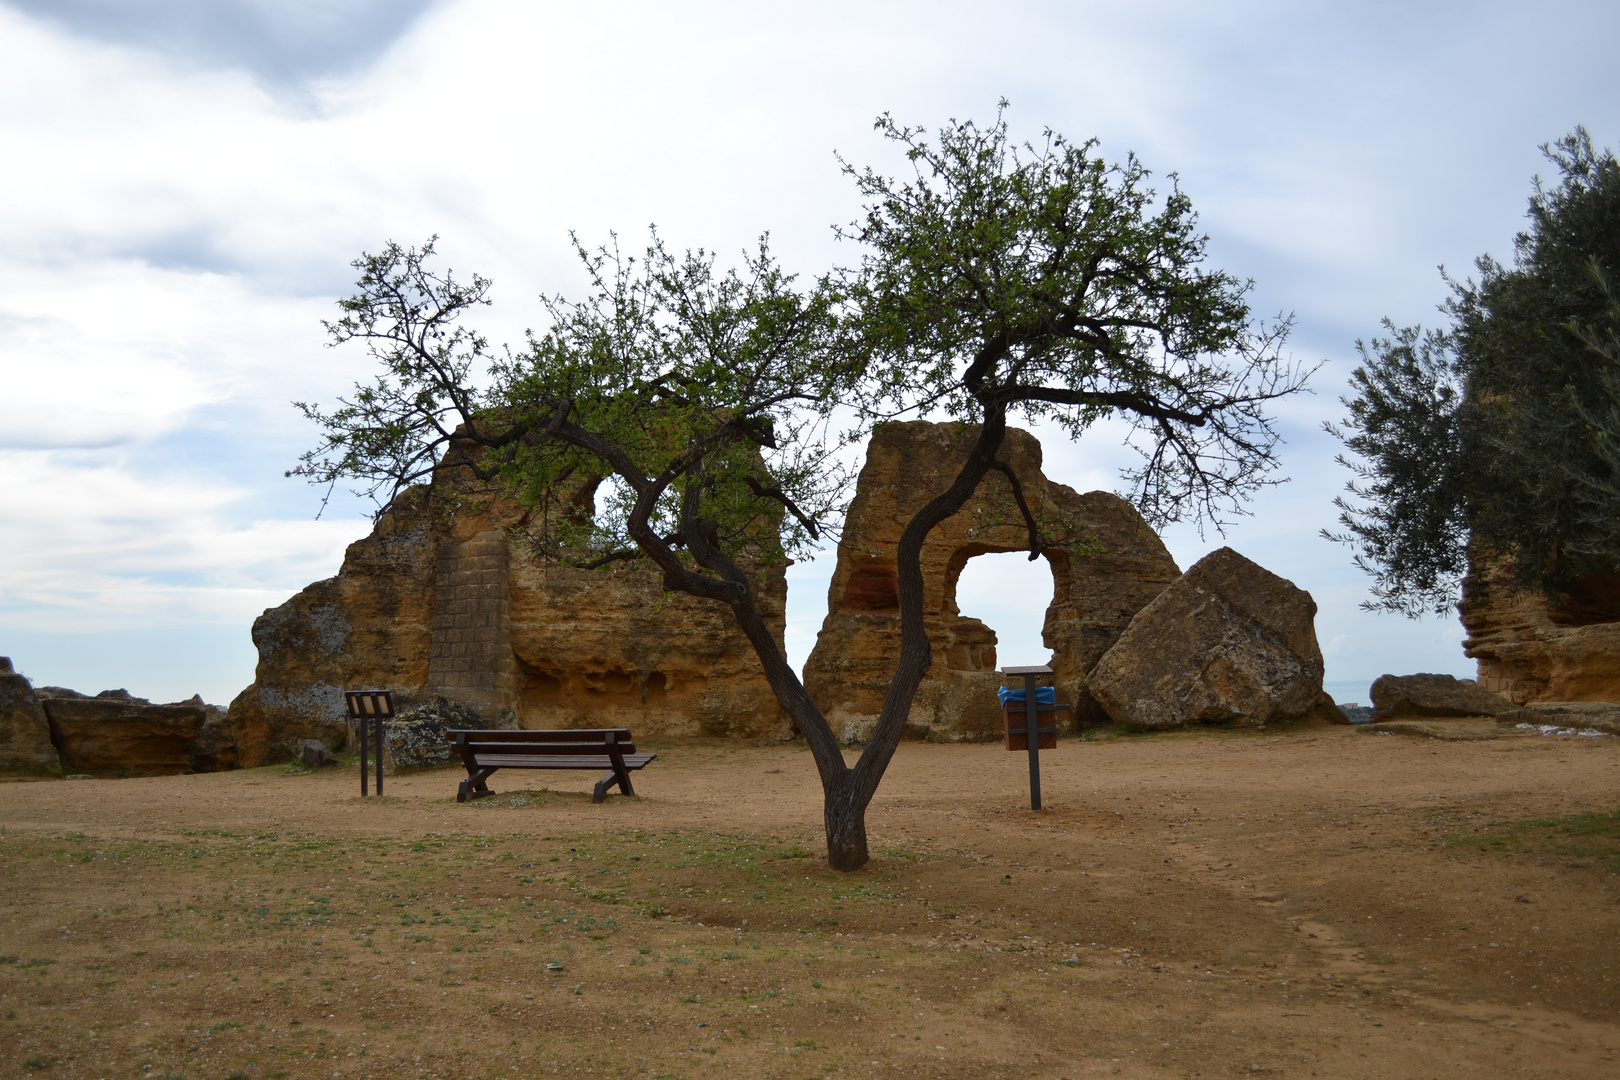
426,530,518,716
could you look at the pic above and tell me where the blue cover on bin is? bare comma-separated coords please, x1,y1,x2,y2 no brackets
997,685,1056,707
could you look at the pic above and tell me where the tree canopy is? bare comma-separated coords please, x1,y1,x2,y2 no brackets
296,106,1308,869
1328,129,1620,615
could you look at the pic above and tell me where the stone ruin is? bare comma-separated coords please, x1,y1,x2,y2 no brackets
224,478,790,767
1462,558,1620,704
3,419,1423,775
802,421,1182,742
0,657,235,777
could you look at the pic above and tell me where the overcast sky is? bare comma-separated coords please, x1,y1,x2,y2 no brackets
2,0,1617,706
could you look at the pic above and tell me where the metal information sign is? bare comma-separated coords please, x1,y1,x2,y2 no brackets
345,690,393,796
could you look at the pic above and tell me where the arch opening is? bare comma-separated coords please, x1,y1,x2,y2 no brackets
950,550,1056,671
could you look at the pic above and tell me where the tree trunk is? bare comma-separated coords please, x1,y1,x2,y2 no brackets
823,776,871,871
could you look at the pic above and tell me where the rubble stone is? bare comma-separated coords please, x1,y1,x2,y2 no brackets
1368,673,1514,720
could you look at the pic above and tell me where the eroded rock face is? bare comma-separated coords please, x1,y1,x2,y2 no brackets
1368,673,1514,720
0,657,61,774
801,421,1180,743
508,554,790,739
228,489,437,766
230,470,791,764
37,688,235,776
1462,559,1620,704
1087,547,1326,730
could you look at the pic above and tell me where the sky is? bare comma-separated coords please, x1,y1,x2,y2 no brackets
2,0,1617,707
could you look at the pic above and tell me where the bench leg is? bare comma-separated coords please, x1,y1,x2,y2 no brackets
457,768,497,804
592,764,637,803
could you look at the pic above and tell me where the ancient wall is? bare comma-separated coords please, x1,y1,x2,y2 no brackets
801,421,1181,743
230,476,791,764
427,530,519,715
1461,558,1620,703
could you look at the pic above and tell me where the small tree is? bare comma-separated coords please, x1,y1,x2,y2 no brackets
298,108,1307,870
1327,129,1620,614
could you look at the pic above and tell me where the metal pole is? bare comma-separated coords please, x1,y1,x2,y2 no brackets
375,715,384,796
359,713,369,796
1024,671,1042,810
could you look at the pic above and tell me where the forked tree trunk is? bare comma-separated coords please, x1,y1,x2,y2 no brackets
823,776,872,871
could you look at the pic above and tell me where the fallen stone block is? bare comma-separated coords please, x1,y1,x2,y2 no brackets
37,688,236,776
1087,547,1325,730
1369,673,1515,720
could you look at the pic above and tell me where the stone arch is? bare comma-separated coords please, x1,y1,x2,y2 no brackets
802,421,1180,743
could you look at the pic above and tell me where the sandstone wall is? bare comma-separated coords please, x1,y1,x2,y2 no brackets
230,476,791,763
38,689,235,775
802,421,1180,743
1461,559,1620,703
508,555,790,739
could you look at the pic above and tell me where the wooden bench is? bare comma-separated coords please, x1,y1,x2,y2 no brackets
446,729,656,804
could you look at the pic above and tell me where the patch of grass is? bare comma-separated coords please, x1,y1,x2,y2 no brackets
1444,807,1620,872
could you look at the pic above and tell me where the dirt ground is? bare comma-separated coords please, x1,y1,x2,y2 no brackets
1,722,1618,1080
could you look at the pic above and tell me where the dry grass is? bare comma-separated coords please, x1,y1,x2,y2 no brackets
2,724,1619,1078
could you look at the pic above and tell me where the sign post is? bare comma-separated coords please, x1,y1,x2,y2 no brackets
345,690,394,797
1000,664,1067,811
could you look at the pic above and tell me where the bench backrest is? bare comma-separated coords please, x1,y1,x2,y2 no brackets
446,729,636,758
449,728,632,744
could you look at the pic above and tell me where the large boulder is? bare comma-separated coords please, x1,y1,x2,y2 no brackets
1087,547,1327,730
37,688,236,776
0,658,61,774
1368,673,1514,720
802,421,1180,742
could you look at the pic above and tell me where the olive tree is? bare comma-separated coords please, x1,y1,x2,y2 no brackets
1328,129,1620,614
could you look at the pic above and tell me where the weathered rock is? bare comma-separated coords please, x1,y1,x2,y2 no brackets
228,488,438,767
1461,557,1620,703
1087,547,1326,730
1504,701,1620,735
231,460,792,764
36,688,236,776
386,697,489,770
1368,673,1514,720
299,739,338,767
0,658,61,774
1359,720,1503,740
801,421,1181,743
